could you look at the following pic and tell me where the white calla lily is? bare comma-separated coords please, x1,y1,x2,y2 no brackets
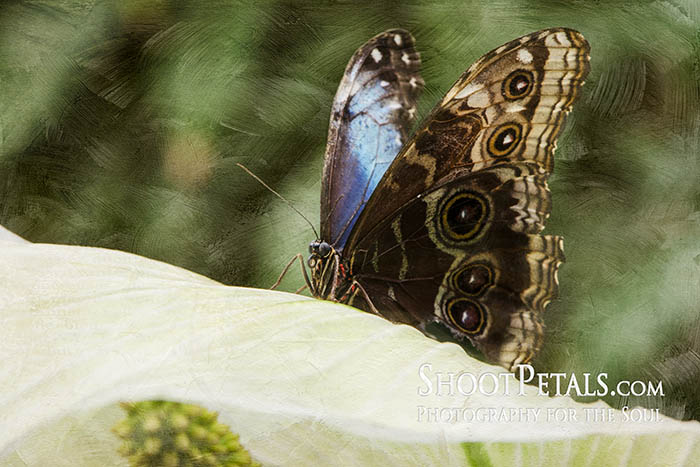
1,225,699,466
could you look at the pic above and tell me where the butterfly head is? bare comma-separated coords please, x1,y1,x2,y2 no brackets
308,240,332,262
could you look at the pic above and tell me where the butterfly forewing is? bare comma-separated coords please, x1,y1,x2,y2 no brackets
320,29,423,251
346,28,590,252
341,28,590,370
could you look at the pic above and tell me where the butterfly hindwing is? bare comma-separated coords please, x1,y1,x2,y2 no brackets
343,28,590,370
349,164,564,369
321,29,423,250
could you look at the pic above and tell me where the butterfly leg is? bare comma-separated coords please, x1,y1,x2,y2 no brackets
270,253,314,295
325,253,342,299
347,280,381,316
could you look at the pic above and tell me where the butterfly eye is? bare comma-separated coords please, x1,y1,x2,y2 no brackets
487,123,522,157
445,298,485,335
452,264,493,295
318,242,332,257
440,192,489,242
502,69,534,100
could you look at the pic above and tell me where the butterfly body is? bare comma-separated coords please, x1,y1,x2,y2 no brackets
307,28,590,370
307,240,351,302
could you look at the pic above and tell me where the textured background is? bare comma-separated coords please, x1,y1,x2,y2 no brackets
1,0,699,420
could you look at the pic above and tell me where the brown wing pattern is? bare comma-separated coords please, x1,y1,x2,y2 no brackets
349,164,564,370
345,28,590,370
346,28,590,252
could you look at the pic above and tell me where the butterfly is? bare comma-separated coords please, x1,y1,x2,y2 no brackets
296,28,590,371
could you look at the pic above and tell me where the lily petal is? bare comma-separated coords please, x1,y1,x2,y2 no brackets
1,232,699,465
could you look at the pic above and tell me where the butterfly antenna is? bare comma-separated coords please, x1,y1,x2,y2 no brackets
236,163,319,239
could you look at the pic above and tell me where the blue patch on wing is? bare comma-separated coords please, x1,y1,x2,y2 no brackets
334,93,404,247
320,29,423,250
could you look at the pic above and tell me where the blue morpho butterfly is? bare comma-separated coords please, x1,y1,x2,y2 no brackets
275,28,589,370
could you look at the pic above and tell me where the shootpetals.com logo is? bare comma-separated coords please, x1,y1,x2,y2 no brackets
417,363,665,424
417,363,664,398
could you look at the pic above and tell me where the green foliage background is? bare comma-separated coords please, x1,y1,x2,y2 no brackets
1,0,699,421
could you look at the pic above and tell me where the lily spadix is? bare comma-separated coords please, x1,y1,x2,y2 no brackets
1,225,699,466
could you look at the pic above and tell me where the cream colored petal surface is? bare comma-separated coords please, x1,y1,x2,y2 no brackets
1,230,698,465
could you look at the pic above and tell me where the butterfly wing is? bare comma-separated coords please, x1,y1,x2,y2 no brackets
345,28,590,370
349,164,564,370
321,29,423,250
346,28,590,252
